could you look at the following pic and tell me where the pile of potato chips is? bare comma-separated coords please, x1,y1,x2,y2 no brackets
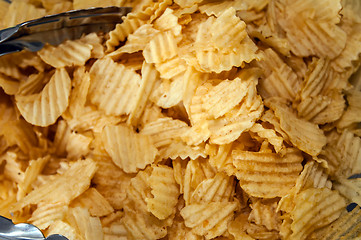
0,0,361,239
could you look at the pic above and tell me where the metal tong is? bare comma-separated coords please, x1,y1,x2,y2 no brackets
0,6,132,56
0,215,68,240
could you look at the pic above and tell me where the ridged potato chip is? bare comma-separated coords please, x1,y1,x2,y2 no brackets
321,129,361,178
88,58,140,116
334,178,361,206
180,201,239,239
190,172,234,204
143,31,179,64
128,62,160,127
146,165,179,219
312,206,361,239
232,148,303,198
29,202,68,230
38,39,93,68
101,124,158,173
12,159,97,211
15,68,71,127
290,188,346,240
17,156,50,200
250,123,284,153
265,98,327,156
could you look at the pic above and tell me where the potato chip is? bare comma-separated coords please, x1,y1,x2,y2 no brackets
265,98,327,156
141,117,189,147
146,165,179,219
190,172,234,204
232,148,303,198
2,1,46,28
143,31,178,64
101,124,158,173
123,167,172,240
192,17,262,73
277,0,346,59
257,48,300,100
88,58,141,116
12,159,97,211
106,17,147,52
189,72,264,144
211,8,247,50
321,129,361,178
127,62,160,127
28,202,68,230
180,201,239,239
155,56,187,80
290,188,346,240
68,207,104,240
71,188,114,217
312,206,361,239
249,200,281,231
15,68,71,127
38,39,93,68
183,158,217,205
334,178,361,206
17,156,50,200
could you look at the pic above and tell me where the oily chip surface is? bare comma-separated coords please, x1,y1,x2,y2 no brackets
0,0,361,240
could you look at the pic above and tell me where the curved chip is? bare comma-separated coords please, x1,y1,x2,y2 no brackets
146,165,180,220
88,58,141,116
15,68,71,127
101,124,158,173
180,201,239,239
232,148,303,198
38,39,93,68
290,188,346,240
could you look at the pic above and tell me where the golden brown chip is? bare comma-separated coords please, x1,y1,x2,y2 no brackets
101,124,158,173
290,188,346,240
146,165,179,219
15,68,71,127
11,159,97,211
88,58,141,116
29,202,68,230
38,39,93,68
232,148,303,198
2,1,46,28
180,201,239,239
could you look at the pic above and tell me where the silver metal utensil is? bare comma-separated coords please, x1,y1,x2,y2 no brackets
0,216,68,240
0,6,132,56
